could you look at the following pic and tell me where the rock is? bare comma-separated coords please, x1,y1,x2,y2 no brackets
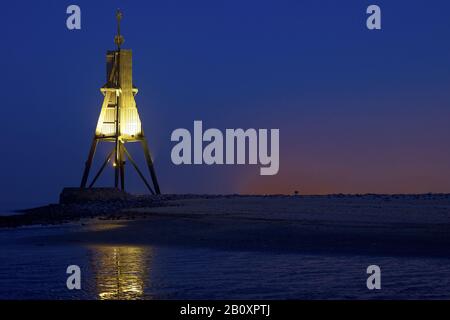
59,187,131,204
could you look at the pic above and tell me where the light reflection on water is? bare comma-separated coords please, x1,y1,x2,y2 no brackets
89,246,151,300
2,225,450,299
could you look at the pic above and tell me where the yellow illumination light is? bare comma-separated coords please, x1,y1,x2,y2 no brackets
95,50,143,140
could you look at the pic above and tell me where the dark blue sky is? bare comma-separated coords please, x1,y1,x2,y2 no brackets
2,0,450,210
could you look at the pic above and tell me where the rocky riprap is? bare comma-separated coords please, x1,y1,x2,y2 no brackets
0,189,236,228
3,190,450,228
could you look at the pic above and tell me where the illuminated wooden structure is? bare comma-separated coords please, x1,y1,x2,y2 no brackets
80,10,161,194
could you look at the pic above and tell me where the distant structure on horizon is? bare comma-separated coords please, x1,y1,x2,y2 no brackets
80,9,161,194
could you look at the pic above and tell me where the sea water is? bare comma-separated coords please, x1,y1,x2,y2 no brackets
0,224,449,299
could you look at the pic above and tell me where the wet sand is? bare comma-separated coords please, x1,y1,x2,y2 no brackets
21,195,450,258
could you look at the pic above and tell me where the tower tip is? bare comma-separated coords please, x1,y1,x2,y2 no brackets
116,8,123,21
114,9,124,49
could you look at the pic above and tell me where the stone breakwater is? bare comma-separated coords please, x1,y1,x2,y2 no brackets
2,190,450,229
0,188,231,228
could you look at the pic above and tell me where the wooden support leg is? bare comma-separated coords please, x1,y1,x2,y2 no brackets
141,139,161,194
88,148,115,188
114,142,119,188
122,144,155,195
119,142,125,190
80,138,98,188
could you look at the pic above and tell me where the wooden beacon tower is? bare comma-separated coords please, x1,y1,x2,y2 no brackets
80,9,161,194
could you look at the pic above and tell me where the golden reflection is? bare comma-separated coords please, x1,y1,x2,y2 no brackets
89,245,152,300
